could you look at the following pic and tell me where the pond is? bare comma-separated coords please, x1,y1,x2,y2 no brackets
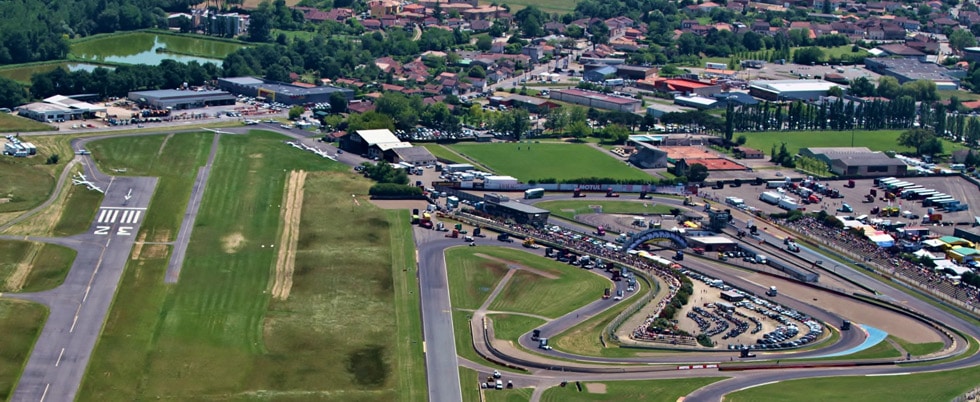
0,63,111,83
70,33,243,66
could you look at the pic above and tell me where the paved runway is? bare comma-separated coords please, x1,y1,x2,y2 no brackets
6,155,157,402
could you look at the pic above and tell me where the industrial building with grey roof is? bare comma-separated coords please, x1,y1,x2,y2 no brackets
864,58,960,89
217,76,354,105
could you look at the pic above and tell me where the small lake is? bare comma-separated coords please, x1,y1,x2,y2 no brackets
70,33,243,66
0,63,111,82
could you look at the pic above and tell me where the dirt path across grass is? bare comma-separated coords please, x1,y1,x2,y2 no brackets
271,170,306,300
473,253,559,279
4,241,42,291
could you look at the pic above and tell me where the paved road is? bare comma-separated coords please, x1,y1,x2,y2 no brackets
4,152,157,402
417,233,467,402
165,132,221,283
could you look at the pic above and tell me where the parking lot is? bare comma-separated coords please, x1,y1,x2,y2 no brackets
699,176,978,237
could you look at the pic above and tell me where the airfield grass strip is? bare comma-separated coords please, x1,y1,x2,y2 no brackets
388,209,428,402
0,300,48,401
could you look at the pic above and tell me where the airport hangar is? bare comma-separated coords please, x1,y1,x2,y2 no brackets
128,89,237,110
217,76,354,105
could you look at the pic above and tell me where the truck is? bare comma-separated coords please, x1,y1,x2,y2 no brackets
573,188,586,197
605,188,620,198
523,238,540,249
777,198,802,211
725,196,744,207
602,288,611,299
766,286,778,296
497,233,515,243
846,179,855,188
754,254,768,264
766,181,785,189
539,338,552,350
837,203,853,213
760,191,782,205
524,188,545,199
595,225,606,236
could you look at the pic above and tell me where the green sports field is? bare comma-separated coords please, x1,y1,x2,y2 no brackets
739,130,967,157
449,143,652,182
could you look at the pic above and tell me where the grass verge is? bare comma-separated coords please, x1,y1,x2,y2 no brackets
459,367,482,402
422,143,465,164
0,300,48,401
446,247,511,310
535,200,675,221
449,143,651,182
388,209,428,401
549,288,639,358
485,386,534,402
0,143,57,213
0,113,53,133
890,336,944,357
0,241,76,292
540,377,728,402
51,182,104,236
453,311,525,374
490,314,547,343
726,364,980,402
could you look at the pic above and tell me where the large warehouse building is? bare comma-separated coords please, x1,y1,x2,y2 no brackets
864,58,960,90
549,89,641,112
800,147,908,177
748,79,841,101
128,89,237,110
217,77,354,105
16,95,106,122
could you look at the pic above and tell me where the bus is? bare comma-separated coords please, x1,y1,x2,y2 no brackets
874,177,896,186
925,196,954,207
907,189,936,200
886,181,915,191
878,178,900,188
935,199,961,209
524,188,545,199
899,186,923,197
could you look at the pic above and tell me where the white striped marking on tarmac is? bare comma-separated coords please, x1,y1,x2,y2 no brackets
865,372,910,377
737,381,779,391
97,207,146,225
40,383,50,402
55,348,65,367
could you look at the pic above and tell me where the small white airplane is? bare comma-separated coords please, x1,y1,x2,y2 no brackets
71,172,104,193
112,168,128,173
286,141,304,149
202,128,232,134
243,119,259,125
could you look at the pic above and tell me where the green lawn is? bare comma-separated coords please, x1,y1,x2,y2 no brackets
549,288,636,358
0,146,56,213
51,182,103,236
80,132,419,400
793,339,900,362
89,132,214,242
485,387,534,402
535,200,676,222
460,367,483,402
0,300,47,401
739,129,967,157
540,377,728,402
481,248,609,318
727,363,980,402
445,247,513,310
449,143,651,182
490,314,547,343
793,44,870,61
422,143,464,164
388,209,429,401
939,90,980,101
0,241,76,292
0,113,53,133
891,336,944,357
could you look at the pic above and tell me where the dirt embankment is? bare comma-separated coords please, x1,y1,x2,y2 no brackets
271,170,306,301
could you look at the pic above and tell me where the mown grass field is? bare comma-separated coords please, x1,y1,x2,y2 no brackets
449,143,651,182
0,113,52,133
51,183,103,236
89,133,213,242
387,210,429,400
726,363,980,402
485,386,535,402
740,130,967,158
459,367,482,402
490,314,547,343
0,300,47,401
422,143,464,164
80,131,423,400
540,377,727,402
535,200,676,221
446,247,510,309
0,241,76,292
452,311,524,374
0,147,56,213
891,336,944,357
481,248,608,318
550,287,637,357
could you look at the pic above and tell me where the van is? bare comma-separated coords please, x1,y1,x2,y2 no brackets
495,380,503,390
614,290,624,300
755,255,768,264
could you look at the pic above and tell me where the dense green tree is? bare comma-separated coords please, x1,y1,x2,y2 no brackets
950,29,978,51
0,76,28,109
328,92,348,114
687,163,709,182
